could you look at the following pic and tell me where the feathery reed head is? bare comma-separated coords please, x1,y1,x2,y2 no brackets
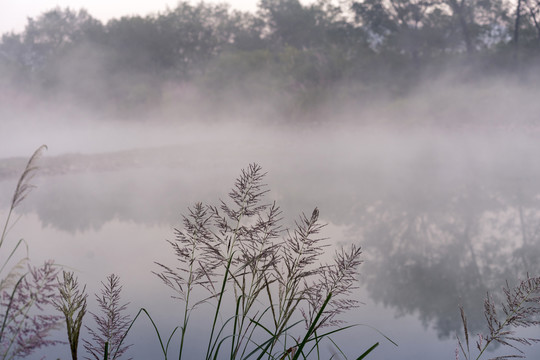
458,274,540,360
84,274,132,360
55,271,88,360
0,260,63,358
154,163,365,359
10,145,47,210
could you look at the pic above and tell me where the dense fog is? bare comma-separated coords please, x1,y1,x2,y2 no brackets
2,1,540,359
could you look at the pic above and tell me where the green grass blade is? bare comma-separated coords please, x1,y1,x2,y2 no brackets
231,295,243,360
207,312,240,359
212,334,236,360
113,307,173,360
245,319,303,360
103,342,109,360
291,292,332,360
206,255,233,360
354,324,398,347
328,337,348,360
356,342,379,360
0,274,25,345
0,238,27,277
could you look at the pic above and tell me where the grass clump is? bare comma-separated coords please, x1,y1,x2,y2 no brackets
0,146,133,359
151,163,369,359
54,271,132,360
0,145,64,359
0,151,380,359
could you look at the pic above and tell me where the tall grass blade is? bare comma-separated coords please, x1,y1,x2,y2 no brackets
291,292,332,360
356,342,379,360
117,307,180,360
154,164,368,360
1,145,47,250
54,271,87,360
0,276,25,345
205,256,233,360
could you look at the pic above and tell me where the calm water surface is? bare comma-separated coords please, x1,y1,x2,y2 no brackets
1,125,539,359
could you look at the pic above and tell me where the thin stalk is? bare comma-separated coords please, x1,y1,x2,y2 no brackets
178,240,197,360
0,275,25,346
273,211,321,348
234,230,276,358
205,256,233,360
475,283,540,360
0,144,46,250
219,181,254,359
0,239,27,282
0,207,14,251
230,295,243,359
291,292,332,360
3,273,50,360
114,307,177,360
356,342,379,360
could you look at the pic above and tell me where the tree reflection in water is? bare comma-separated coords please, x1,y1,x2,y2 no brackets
2,131,540,348
357,171,540,339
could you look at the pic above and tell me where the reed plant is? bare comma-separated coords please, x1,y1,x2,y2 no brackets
457,275,540,360
0,150,378,359
148,163,373,360
0,145,63,359
54,271,133,360
83,274,132,360
54,271,87,360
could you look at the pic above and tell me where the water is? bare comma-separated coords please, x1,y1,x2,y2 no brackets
1,124,539,359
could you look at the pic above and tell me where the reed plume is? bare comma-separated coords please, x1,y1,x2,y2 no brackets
55,271,88,360
84,274,132,360
155,163,364,359
0,145,64,359
0,145,48,289
457,274,540,360
0,260,63,358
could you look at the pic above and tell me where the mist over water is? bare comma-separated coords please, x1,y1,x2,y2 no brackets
4,0,540,357
2,83,540,358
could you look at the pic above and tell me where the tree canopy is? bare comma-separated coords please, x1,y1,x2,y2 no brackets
1,0,538,118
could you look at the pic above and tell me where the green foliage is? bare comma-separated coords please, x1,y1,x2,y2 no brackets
1,0,539,116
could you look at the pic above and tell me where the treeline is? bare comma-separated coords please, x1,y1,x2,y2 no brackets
1,0,539,118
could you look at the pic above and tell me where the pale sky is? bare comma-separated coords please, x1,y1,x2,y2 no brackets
0,0,261,35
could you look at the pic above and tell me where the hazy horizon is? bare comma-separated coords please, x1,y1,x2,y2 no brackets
2,0,540,358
